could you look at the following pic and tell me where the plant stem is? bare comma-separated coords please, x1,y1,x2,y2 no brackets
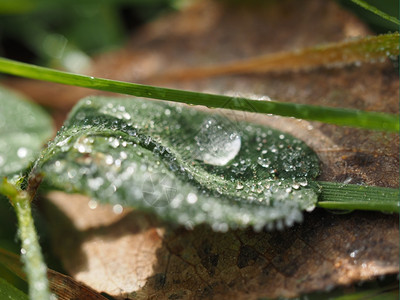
0,57,398,132
0,179,51,300
317,181,399,212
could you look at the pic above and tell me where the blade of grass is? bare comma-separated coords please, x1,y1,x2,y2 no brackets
0,179,51,300
153,33,399,80
0,57,398,132
350,0,400,26
0,278,27,300
317,181,399,213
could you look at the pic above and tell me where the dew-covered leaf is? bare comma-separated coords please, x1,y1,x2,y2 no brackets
34,96,320,230
0,86,53,177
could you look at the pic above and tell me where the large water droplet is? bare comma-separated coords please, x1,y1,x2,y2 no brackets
194,118,241,166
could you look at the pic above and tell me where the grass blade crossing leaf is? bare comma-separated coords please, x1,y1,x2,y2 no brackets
0,57,397,132
33,96,321,230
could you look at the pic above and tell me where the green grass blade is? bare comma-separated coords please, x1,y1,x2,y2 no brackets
0,179,51,300
0,57,398,132
0,278,28,300
350,0,400,25
317,181,399,213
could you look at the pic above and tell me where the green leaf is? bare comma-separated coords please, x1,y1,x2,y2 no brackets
0,278,28,300
33,96,321,230
0,86,53,178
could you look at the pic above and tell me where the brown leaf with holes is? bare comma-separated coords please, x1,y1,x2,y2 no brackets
25,0,399,298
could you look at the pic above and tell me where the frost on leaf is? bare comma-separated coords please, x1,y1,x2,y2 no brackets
33,96,320,230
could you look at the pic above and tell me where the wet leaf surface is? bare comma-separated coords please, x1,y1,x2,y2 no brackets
34,96,319,230
10,0,398,298
0,86,53,177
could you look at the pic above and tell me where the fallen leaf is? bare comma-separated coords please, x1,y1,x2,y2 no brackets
44,191,398,299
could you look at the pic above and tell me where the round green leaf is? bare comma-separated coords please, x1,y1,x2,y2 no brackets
0,86,53,177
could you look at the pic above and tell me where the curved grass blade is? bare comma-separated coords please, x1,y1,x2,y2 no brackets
0,57,398,132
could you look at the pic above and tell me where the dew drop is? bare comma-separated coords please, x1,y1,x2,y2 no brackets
105,155,114,165
17,147,28,158
257,157,271,168
88,199,98,209
88,177,104,191
187,192,198,204
292,183,300,189
113,204,123,214
109,138,120,148
350,250,359,258
236,183,244,190
194,118,241,166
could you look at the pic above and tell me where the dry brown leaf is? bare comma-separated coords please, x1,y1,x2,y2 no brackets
44,192,398,299
17,0,399,298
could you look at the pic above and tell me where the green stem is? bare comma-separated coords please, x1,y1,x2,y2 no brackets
0,179,51,300
317,181,399,213
350,0,400,25
0,57,398,132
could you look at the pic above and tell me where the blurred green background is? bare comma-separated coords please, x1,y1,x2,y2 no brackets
0,0,179,71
